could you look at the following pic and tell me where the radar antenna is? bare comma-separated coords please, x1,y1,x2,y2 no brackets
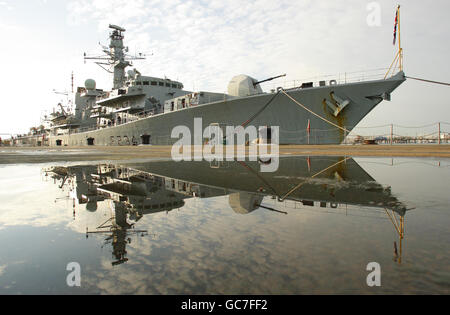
83,24,146,89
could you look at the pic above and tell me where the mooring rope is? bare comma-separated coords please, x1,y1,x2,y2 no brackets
406,76,450,86
240,90,281,128
237,161,280,197
225,87,369,143
278,157,352,202
279,89,352,134
221,90,281,143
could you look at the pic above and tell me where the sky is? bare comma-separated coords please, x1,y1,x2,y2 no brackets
0,0,448,136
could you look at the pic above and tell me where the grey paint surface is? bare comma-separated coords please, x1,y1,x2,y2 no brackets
49,72,405,146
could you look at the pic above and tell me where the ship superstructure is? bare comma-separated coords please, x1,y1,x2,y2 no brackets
15,23,406,147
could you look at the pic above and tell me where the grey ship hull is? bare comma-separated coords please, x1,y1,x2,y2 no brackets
49,156,407,215
49,72,405,146
126,156,407,215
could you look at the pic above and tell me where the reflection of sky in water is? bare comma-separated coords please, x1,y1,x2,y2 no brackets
0,158,449,294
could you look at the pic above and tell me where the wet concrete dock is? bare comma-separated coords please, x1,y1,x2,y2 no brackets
1,144,449,164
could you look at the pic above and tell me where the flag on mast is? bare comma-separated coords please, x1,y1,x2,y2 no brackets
393,7,399,45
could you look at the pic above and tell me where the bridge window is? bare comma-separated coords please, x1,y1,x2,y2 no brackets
143,81,149,85
165,82,170,87
151,81,157,86
159,82,164,86
172,84,177,88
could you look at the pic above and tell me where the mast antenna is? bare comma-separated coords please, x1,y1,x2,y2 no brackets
83,24,146,89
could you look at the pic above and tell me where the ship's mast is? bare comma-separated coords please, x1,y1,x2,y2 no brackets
109,25,129,89
385,5,403,79
84,24,146,90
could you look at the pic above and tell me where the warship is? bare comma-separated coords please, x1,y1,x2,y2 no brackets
45,156,409,265
16,24,405,147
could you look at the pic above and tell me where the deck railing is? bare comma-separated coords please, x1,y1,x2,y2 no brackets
71,109,158,134
259,68,393,91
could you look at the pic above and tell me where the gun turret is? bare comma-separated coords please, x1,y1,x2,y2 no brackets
253,74,287,87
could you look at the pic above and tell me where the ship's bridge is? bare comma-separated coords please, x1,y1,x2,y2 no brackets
126,76,184,90
90,74,190,128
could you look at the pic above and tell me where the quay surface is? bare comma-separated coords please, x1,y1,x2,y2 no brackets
1,144,449,164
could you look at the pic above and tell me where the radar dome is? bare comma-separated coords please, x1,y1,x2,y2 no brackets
228,75,263,97
84,79,96,90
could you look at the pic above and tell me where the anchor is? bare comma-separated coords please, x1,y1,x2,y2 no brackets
323,92,350,117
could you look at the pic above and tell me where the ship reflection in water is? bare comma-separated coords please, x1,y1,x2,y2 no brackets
45,157,409,267
0,156,448,294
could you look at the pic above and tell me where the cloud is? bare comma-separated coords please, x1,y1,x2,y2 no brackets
61,0,450,134
77,193,410,295
66,0,381,93
0,1,13,10
1,160,448,294
78,196,324,294
0,264,6,277
2,0,449,134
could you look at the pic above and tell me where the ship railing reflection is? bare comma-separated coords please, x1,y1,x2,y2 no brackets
265,199,408,264
385,208,406,264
